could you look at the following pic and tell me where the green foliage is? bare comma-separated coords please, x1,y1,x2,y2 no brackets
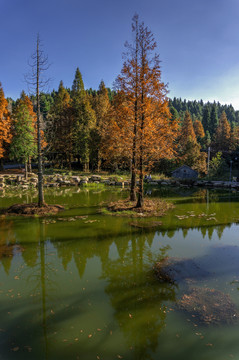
208,152,227,178
10,101,36,163
202,106,211,134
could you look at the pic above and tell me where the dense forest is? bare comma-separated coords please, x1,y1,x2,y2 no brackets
1,15,239,182
1,76,239,179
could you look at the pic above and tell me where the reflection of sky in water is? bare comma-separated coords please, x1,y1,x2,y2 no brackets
0,187,239,359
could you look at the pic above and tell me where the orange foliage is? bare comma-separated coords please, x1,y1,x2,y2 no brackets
214,111,231,151
181,111,196,144
0,83,12,158
193,119,205,138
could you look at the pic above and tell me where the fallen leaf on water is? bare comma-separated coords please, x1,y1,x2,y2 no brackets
206,343,213,347
11,347,19,352
50,309,55,314
14,276,19,280
117,356,123,359
88,334,92,338
97,328,102,331
24,346,32,352
129,314,133,318
74,338,79,341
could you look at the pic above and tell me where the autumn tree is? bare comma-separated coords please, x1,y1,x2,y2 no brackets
230,125,239,151
193,119,205,143
180,111,196,143
102,15,178,207
179,111,206,174
0,83,12,169
213,111,231,151
71,68,96,171
10,92,37,178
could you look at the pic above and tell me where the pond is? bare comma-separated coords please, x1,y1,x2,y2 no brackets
1,186,239,360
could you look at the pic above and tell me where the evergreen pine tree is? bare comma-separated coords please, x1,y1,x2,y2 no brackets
202,106,211,134
210,104,218,138
47,81,73,168
71,68,96,171
90,80,110,171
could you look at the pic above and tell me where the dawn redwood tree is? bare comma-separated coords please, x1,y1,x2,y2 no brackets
0,83,12,169
179,111,206,174
103,15,178,207
214,111,231,151
180,111,196,143
193,119,205,140
26,34,50,207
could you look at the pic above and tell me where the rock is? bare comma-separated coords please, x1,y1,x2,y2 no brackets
149,181,159,186
71,176,81,183
90,175,102,182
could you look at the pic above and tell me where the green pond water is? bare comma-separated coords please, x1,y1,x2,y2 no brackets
1,186,239,360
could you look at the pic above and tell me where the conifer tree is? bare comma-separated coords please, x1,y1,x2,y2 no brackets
0,83,12,170
181,111,196,143
193,119,205,140
214,111,231,151
71,68,96,171
10,92,37,178
47,81,73,167
102,15,177,207
90,80,110,171
179,111,206,174
210,104,218,138
202,106,211,134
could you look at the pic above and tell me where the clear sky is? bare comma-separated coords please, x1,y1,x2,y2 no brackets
2,0,239,109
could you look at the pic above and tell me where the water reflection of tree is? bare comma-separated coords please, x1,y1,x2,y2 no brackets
0,218,21,274
101,230,176,360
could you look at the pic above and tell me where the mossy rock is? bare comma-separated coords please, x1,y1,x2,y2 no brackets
178,287,238,325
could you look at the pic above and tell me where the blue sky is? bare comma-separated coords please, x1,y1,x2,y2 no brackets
2,0,239,108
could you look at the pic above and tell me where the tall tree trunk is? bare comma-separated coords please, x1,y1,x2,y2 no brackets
136,152,144,208
28,156,32,173
37,36,44,207
0,158,3,171
130,132,137,201
136,48,145,209
25,160,28,180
